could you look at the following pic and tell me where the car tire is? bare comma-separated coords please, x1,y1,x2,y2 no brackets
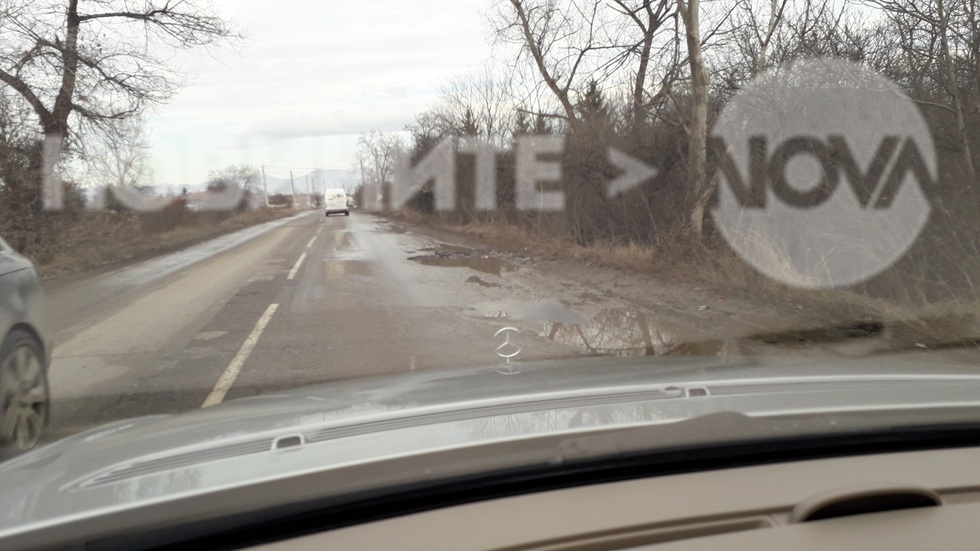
0,329,49,455
344,210,350,216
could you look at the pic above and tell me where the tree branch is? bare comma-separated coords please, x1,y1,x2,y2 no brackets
0,68,51,126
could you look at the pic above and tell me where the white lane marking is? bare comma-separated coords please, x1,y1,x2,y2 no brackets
202,303,279,407
305,234,317,249
316,226,323,236
287,253,307,280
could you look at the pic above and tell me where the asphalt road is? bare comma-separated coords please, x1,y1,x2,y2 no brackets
41,211,585,441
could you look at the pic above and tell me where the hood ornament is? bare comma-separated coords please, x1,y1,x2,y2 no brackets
493,327,523,370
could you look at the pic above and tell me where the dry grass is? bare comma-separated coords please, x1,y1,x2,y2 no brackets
37,207,295,278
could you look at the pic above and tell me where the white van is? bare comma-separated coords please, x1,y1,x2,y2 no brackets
324,188,349,216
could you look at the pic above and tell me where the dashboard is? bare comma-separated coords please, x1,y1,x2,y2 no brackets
254,446,980,550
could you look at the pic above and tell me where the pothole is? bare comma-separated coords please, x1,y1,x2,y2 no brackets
409,247,512,276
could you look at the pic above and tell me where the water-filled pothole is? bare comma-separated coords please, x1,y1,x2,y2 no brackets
409,248,512,276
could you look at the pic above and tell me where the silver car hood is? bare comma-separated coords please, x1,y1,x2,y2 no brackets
2,353,980,539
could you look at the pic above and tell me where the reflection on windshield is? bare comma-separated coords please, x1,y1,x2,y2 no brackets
469,402,668,438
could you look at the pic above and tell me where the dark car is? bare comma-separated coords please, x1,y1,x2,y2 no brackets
0,237,49,456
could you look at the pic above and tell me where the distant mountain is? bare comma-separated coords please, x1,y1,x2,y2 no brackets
261,169,359,195
147,168,360,197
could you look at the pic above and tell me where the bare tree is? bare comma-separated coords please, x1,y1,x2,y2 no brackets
208,165,260,194
84,115,159,210
732,0,789,77
434,66,516,146
493,0,692,133
0,0,236,205
866,0,976,181
491,0,607,123
355,130,404,209
203,164,260,210
87,118,150,189
607,0,677,129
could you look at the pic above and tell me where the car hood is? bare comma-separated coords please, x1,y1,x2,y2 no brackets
2,353,980,536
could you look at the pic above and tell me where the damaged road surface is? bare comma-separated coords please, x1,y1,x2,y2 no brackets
39,213,963,442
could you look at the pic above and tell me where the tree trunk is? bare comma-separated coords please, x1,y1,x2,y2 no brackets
678,0,710,238
937,0,977,182
41,0,81,209
632,15,656,129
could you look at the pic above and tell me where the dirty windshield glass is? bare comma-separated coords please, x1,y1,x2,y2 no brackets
0,0,979,485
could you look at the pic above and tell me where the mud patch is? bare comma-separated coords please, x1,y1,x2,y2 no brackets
466,275,500,287
417,244,472,254
743,321,885,346
468,299,586,324
576,291,605,304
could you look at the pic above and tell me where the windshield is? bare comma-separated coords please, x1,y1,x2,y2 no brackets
1,0,980,536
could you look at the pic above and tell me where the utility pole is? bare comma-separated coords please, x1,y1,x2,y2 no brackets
261,165,270,207
289,170,297,209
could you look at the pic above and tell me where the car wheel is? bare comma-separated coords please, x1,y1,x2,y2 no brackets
344,210,350,216
0,330,49,454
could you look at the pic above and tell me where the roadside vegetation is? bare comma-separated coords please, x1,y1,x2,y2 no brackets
0,1,292,277
358,0,980,331
31,204,292,278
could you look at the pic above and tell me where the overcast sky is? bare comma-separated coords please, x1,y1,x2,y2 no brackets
146,0,493,188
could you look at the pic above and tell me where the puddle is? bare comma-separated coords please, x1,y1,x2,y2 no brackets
327,230,371,262
542,308,725,357
332,231,354,250
409,254,512,276
466,301,729,357
325,260,371,282
467,297,925,358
